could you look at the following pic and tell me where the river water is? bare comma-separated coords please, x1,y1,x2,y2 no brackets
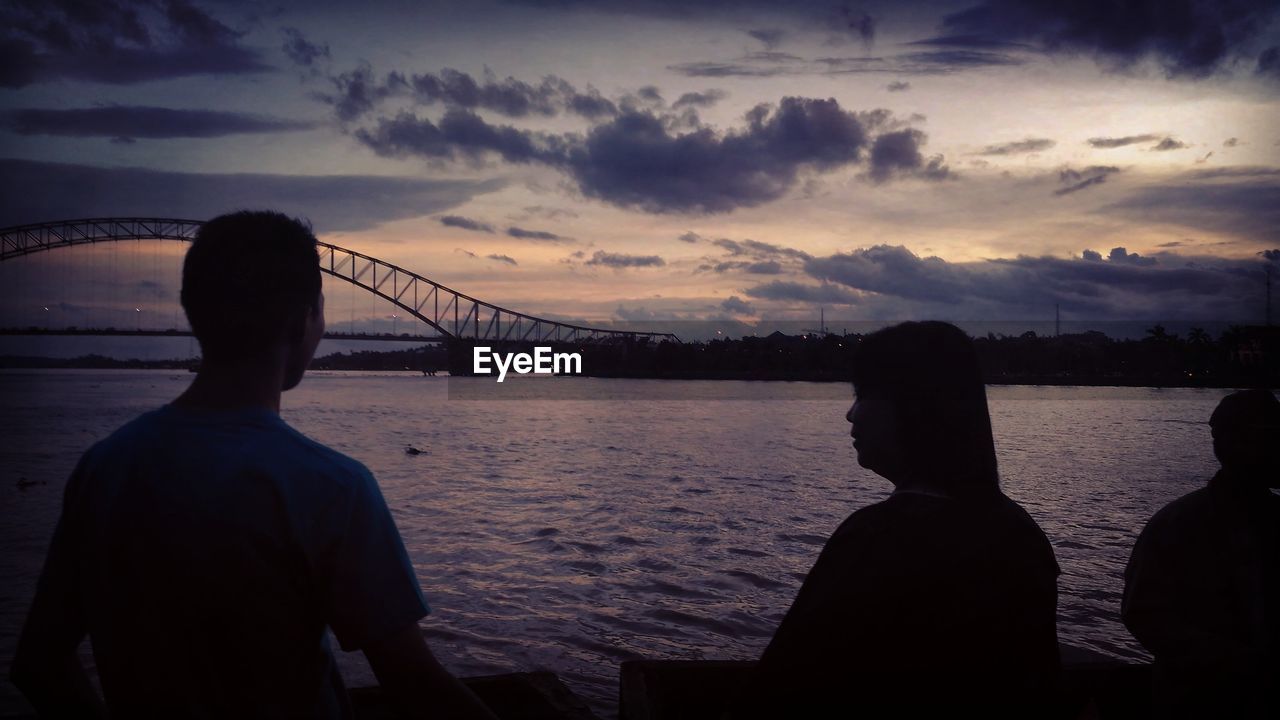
0,370,1233,716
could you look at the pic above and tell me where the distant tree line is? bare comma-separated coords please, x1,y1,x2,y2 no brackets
3,325,1277,388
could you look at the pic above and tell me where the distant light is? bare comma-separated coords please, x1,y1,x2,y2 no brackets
135,308,141,312
42,307,48,311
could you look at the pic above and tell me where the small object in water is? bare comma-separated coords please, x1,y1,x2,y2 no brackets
405,446,428,456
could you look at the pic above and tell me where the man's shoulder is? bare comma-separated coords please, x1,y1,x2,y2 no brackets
86,404,373,488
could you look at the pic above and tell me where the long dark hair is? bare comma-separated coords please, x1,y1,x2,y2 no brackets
851,321,1000,497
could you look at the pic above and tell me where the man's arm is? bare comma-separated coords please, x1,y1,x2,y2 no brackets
10,509,105,718
363,622,497,720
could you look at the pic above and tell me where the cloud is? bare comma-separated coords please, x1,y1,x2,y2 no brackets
568,98,925,212
886,80,911,91
867,129,952,183
672,90,728,109
666,61,792,78
1054,165,1120,196
977,137,1056,156
0,158,502,232
1087,134,1161,149
710,237,812,261
747,28,785,49
720,296,756,315
743,281,864,305
354,95,942,213
507,226,570,242
1223,137,1240,147
1152,137,1189,151
1106,247,1157,266
1,0,271,88
319,64,620,122
585,250,666,268
789,243,1270,318
940,0,1280,79
354,108,571,165
5,106,315,141
678,231,703,243
281,27,330,69
1099,170,1280,243
439,215,495,233
487,253,518,266
1260,46,1280,78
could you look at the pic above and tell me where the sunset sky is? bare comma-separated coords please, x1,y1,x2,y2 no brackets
3,0,1280,336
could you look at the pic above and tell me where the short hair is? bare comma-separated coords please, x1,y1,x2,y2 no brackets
181,211,321,360
851,321,1000,497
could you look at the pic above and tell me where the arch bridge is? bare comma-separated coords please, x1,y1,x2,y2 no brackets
0,218,680,344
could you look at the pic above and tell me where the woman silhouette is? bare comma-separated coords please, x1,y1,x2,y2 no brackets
735,321,1061,716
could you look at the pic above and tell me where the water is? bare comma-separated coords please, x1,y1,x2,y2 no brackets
0,371,1231,716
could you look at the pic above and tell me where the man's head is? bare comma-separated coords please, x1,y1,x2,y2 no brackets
181,211,324,390
847,321,999,496
1209,389,1280,485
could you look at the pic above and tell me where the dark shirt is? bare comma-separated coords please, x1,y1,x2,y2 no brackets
27,405,430,718
738,490,1061,716
1122,472,1280,718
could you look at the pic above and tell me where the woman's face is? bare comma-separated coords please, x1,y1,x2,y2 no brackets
847,387,908,483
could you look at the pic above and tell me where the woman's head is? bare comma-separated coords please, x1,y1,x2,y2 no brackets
848,321,999,497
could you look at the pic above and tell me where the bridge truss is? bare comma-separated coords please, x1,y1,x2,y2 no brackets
0,218,680,344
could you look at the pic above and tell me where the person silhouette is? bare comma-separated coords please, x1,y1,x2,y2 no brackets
732,321,1061,717
10,211,496,718
1122,389,1280,718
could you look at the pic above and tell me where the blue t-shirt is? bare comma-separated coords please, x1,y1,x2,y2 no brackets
32,404,430,717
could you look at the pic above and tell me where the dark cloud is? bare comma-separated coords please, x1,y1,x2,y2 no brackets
354,109,571,165
745,260,783,274
487,253,518,266
791,243,1268,318
439,215,495,233
585,250,666,268
319,64,619,122
747,28,785,49
0,158,502,232
978,137,1056,156
868,129,952,183
744,281,863,305
1099,171,1280,243
666,61,792,78
518,205,579,221
0,0,270,87
1054,165,1120,196
906,34,1032,49
1107,247,1157,266
1223,137,1240,147
672,90,728,109
711,237,812,261
1260,46,1280,78
1087,134,1161,148
508,226,570,242
355,95,939,213
281,27,330,69
6,106,315,141
816,50,1025,75
1152,137,1189,151
678,231,703,243
455,248,478,259
720,296,756,315
941,0,1280,78
886,80,911,91
568,98,919,212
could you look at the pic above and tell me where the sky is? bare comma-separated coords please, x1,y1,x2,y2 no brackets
3,0,1280,338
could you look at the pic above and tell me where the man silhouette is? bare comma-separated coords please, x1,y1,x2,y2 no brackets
11,211,495,718
1123,389,1280,718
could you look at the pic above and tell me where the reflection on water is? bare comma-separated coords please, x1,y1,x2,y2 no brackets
0,371,1228,716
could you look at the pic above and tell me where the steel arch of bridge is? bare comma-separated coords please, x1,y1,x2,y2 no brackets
0,218,681,344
